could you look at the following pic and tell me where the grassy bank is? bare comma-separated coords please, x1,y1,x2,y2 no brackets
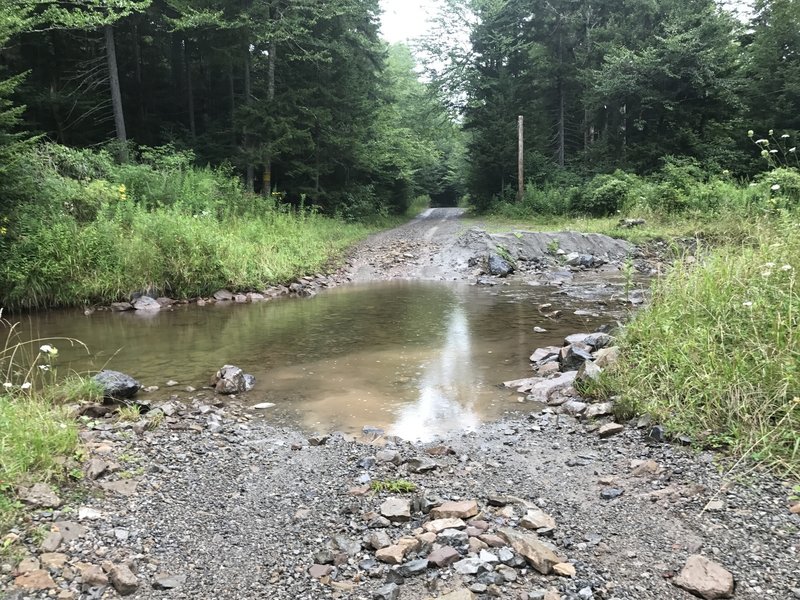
0,144,378,310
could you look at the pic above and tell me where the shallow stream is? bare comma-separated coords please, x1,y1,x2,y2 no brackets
20,280,631,441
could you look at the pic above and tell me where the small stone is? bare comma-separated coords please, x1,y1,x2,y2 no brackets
594,346,620,368
704,500,725,512
78,506,102,521
308,434,329,446
109,563,139,595
437,528,468,546
111,302,133,312
576,361,602,383
631,459,662,476
376,545,408,565
40,553,68,569
16,557,40,573
165,380,179,387
578,587,594,600
478,534,505,548
252,403,275,409
308,564,334,579
424,518,466,533
434,590,475,600
469,537,489,553
374,583,400,600
430,500,479,520
453,557,485,575
14,569,56,590
18,483,61,508
584,402,614,419
99,479,138,497
673,555,734,599
376,450,401,464
407,457,438,473
648,425,666,443
365,531,392,550
132,296,161,311
40,531,62,553
152,573,186,590
380,498,412,521
790,504,800,515
85,458,109,480
427,546,461,567
498,528,565,575
520,509,556,531
53,521,87,542
553,562,576,577
76,563,108,587
398,558,428,577
598,423,624,438
478,549,499,564
543,588,563,600
600,488,624,500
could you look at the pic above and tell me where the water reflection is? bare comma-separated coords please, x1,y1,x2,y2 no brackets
392,304,480,441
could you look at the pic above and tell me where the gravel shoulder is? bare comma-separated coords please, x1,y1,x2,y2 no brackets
3,212,799,600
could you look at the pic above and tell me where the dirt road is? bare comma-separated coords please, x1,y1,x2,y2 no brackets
3,216,798,600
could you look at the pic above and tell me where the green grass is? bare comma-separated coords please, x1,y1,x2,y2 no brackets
594,218,800,473
370,479,418,493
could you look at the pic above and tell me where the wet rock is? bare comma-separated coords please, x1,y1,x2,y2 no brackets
14,570,56,590
211,365,250,395
213,289,234,301
428,546,461,567
18,483,61,508
498,528,565,575
243,373,255,391
93,370,140,400
152,573,186,590
132,296,161,311
430,500,478,520
374,583,400,600
530,346,561,364
488,254,514,277
109,564,139,596
673,555,734,599
528,372,578,403
598,423,624,438
111,302,133,312
407,456,438,473
380,498,411,521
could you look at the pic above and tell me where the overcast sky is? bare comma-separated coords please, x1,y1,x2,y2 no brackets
380,0,441,44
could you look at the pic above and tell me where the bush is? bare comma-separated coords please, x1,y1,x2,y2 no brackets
573,171,636,216
757,167,800,209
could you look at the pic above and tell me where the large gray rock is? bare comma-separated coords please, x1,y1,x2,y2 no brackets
93,370,140,400
487,254,514,277
498,528,566,575
673,555,734,599
211,365,254,394
131,296,161,311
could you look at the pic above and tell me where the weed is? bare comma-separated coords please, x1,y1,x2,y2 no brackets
369,479,417,493
546,239,560,255
116,405,141,422
146,411,165,430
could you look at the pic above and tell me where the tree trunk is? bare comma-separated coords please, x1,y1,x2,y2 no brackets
132,22,145,125
557,30,565,168
262,38,276,196
517,115,524,202
243,47,254,192
185,40,196,140
228,61,236,146
104,24,127,161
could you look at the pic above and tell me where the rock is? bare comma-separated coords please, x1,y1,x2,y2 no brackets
76,563,108,587
53,521,87,542
380,498,411,521
211,365,248,395
132,296,161,311
647,425,666,443
437,528,469,547
243,373,255,391
376,450,401,464
564,333,592,346
584,332,614,349
704,500,726,512
429,591,475,600
598,423,624,438
308,434,329,446
152,573,186,590
600,488,624,500
308,564,334,579
478,549,499,564
630,460,662,477
40,553,68,569
246,292,266,302
93,370,140,400
78,506,102,520
110,302,133,312
619,218,646,228
398,558,428,577
99,479,138,497
584,402,614,419
430,500,479,520
673,555,735,599
576,361,602,383
374,583,401,600
109,563,139,596
14,570,56,590
376,545,408,565
165,380,179,387
561,400,587,416
428,546,461,567
85,458,109,480
487,254,514,277
252,403,275,410
453,557,485,575
790,504,800,515
544,588,563,600
365,530,392,550
18,483,61,508
234,294,248,303
594,346,620,368
530,346,561,364
553,562,576,577
527,372,578,403
559,344,594,370
407,456,437,473
40,531,62,553
213,289,234,301
424,518,466,533
520,509,556,530
16,557,40,573
498,528,565,575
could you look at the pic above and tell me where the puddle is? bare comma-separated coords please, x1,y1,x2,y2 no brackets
14,280,632,441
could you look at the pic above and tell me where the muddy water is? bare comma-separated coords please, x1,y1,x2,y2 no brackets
21,281,628,441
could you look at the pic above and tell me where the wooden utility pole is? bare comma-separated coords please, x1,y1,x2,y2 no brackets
517,115,524,202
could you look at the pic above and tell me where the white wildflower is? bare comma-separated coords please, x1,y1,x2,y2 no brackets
38,365,50,372
771,184,781,191
39,344,53,354
742,301,753,308
764,262,776,268
781,133,791,139
781,264,793,272
755,139,769,145
20,382,31,390
770,149,779,154
2,382,12,390
790,147,797,153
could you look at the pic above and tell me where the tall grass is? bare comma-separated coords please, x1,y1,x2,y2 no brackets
601,218,800,472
